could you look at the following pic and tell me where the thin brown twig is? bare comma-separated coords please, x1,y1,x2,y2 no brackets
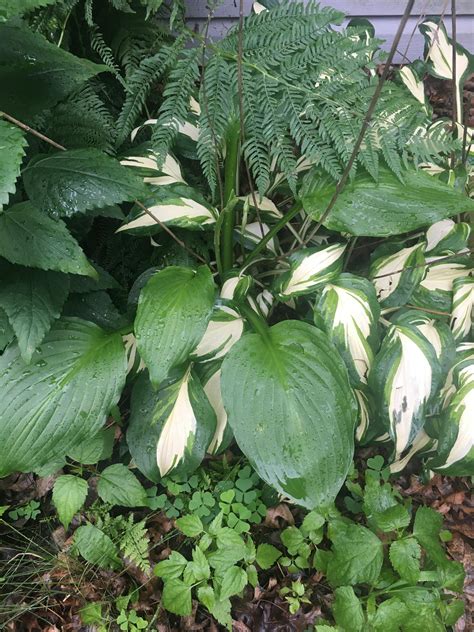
299,0,416,248
134,200,210,266
0,111,66,151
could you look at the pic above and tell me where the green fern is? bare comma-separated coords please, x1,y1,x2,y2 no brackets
116,37,185,147
151,46,200,163
119,516,150,572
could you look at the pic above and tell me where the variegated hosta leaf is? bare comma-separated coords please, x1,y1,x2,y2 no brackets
192,276,248,362
420,19,472,122
277,243,345,298
425,219,471,256
390,309,456,378
122,333,146,375
439,342,474,410
411,256,471,313
370,243,425,307
120,151,185,186
202,366,233,455
131,117,199,143
239,194,281,218
116,183,216,234
389,430,435,473
399,66,426,106
354,388,372,443
369,325,441,458
240,222,277,254
450,276,474,341
316,273,380,386
127,369,216,481
222,320,357,509
427,352,473,475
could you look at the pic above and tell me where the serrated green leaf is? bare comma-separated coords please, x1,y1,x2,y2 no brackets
0,24,107,120
363,475,410,532
74,524,121,570
67,427,113,465
162,579,192,616
326,521,383,587
333,586,365,632
97,464,147,507
154,551,187,580
413,506,445,565
389,538,421,583
221,320,357,509
0,119,27,207
302,167,474,237
134,265,215,387
0,1,62,21
0,203,96,277
219,565,247,600
281,526,305,554
0,318,126,476
52,475,88,530
370,597,410,631
23,149,146,217
175,514,203,538
197,584,215,610
0,266,69,362
256,543,282,570
0,308,14,349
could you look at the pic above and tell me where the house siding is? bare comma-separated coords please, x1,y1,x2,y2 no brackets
185,0,474,62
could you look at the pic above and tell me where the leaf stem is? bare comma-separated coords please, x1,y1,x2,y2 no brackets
221,119,241,273
242,203,302,268
238,302,270,342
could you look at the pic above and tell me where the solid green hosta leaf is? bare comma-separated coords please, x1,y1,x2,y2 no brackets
221,320,357,509
52,475,88,530
411,255,471,313
369,325,441,459
0,119,27,208
450,277,473,341
316,273,380,386
23,149,146,217
333,586,365,632
135,266,215,387
0,202,96,277
127,369,216,482
427,352,473,475
425,219,471,256
0,1,62,21
117,183,216,235
370,242,425,307
325,520,383,587
301,168,474,237
276,243,345,298
74,524,121,570
97,464,148,507
0,266,70,363
0,24,107,120
0,318,126,476
389,538,421,584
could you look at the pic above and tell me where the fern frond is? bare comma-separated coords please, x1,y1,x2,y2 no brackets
119,516,150,572
116,38,184,147
151,46,200,164
46,83,115,151
197,55,234,196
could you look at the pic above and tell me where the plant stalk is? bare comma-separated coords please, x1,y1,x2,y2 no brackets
238,302,270,342
221,119,241,273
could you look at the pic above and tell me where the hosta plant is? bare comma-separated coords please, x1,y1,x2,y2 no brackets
0,1,473,512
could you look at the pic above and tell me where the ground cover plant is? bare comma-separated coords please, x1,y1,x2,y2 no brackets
0,0,473,629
